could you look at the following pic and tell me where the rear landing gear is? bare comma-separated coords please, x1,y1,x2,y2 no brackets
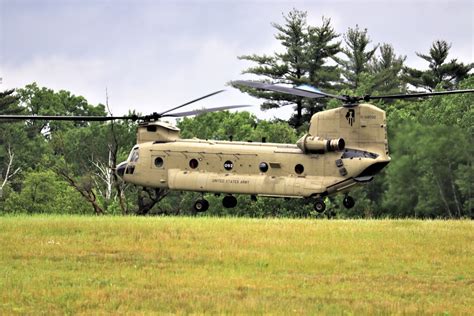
193,199,209,212
313,199,326,213
222,195,237,208
343,195,355,209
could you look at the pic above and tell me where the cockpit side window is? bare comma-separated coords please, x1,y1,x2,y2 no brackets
341,149,378,159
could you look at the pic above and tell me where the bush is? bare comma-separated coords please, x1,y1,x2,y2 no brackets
2,170,91,214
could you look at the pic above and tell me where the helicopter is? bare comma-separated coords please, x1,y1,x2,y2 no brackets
1,82,473,213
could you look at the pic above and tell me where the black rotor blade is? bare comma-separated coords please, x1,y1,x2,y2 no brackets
159,89,225,116
162,105,252,117
294,84,347,100
0,115,138,122
366,89,474,101
232,80,346,101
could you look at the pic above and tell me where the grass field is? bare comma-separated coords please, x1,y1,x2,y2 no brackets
0,216,472,314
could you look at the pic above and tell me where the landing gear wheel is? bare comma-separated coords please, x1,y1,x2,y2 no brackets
194,199,209,212
222,195,237,208
314,199,326,213
343,196,355,209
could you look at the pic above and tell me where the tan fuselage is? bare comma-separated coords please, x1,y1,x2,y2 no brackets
118,103,391,199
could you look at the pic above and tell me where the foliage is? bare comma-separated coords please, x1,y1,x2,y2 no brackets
178,111,256,140
383,123,471,218
3,170,90,214
0,89,21,117
177,111,298,143
0,84,137,216
368,43,406,95
17,83,105,116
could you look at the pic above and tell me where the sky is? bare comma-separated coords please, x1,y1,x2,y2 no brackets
0,0,472,120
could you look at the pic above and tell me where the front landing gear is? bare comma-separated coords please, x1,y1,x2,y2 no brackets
343,195,355,209
193,199,209,212
313,199,326,213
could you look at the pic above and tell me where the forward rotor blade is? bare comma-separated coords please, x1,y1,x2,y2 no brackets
232,80,346,100
159,89,225,116
233,80,322,98
162,105,251,117
294,84,347,100
366,89,474,101
0,115,138,122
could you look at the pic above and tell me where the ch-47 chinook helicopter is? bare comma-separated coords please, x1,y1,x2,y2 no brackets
2,82,473,213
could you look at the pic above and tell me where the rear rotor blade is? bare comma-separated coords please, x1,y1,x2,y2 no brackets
159,89,225,116
232,80,346,100
162,105,251,117
366,89,474,101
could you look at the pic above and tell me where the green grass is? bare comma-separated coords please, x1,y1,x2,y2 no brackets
0,216,472,314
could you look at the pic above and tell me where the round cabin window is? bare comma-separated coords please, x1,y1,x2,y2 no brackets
189,158,199,169
295,164,304,174
224,160,233,171
154,157,164,168
259,162,269,173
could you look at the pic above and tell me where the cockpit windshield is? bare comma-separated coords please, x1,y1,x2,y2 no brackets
128,147,139,162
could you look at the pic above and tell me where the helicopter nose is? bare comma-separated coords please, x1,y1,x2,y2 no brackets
116,161,127,178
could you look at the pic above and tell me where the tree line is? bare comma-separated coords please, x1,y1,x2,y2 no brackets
0,9,472,218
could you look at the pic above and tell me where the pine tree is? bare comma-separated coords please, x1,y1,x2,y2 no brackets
0,89,21,116
302,17,341,120
0,89,21,146
338,25,378,90
403,40,473,91
369,43,406,94
233,10,341,128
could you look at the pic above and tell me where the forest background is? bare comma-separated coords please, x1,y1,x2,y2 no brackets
0,9,472,218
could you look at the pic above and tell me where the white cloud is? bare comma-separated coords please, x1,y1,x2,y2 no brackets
2,55,111,104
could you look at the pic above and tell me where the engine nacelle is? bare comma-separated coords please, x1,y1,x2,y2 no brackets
296,134,345,154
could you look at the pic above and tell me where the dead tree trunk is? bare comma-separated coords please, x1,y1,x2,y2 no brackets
136,187,169,215
447,161,462,218
56,169,105,215
105,88,128,214
434,174,452,218
109,143,128,214
0,144,21,198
